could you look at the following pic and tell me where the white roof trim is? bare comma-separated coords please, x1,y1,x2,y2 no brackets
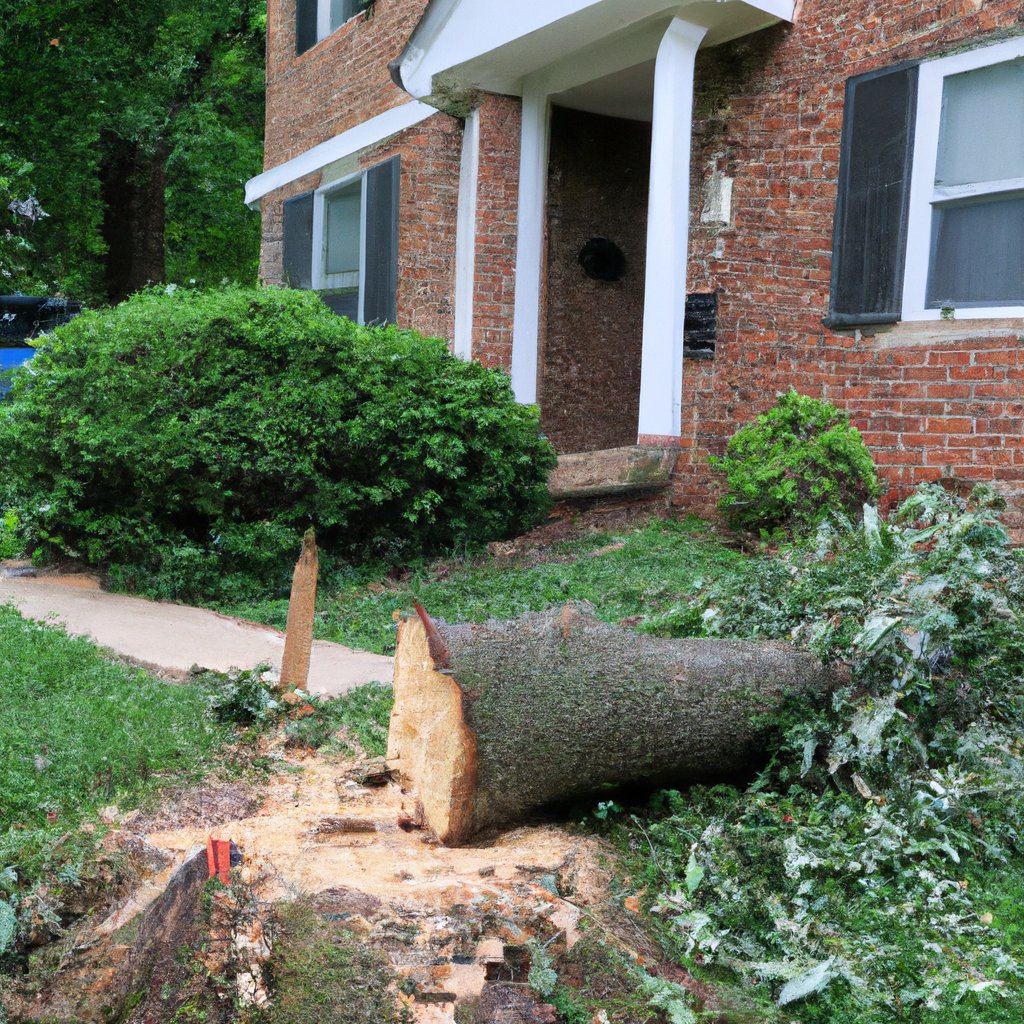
396,0,794,99
244,100,437,207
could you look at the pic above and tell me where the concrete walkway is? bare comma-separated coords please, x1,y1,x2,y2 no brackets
0,573,393,696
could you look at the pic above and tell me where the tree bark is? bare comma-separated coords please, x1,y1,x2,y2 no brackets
387,603,848,846
101,143,168,302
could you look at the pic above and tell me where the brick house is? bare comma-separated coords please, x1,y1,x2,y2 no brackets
246,0,1024,533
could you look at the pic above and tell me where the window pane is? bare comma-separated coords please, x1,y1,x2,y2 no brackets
936,58,1024,186
927,193,1024,306
330,0,355,31
324,182,361,277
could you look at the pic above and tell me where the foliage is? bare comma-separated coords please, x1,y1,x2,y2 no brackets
544,934,691,1023
0,509,25,560
198,666,393,757
244,901,406,1024
710,390,880,538
615,484,1024,1021
0,286,555,599
0,0,264,301
0,153,49,294
221,517,742,655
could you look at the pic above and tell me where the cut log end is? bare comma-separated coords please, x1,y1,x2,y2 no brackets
386,615,478,845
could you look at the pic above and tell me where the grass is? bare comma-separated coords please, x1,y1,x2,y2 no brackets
221,516,743,655
243,900,404,1024
0,603,231,958
0,607,225,831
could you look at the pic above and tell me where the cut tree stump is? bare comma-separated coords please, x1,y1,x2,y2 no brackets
387,603,848,846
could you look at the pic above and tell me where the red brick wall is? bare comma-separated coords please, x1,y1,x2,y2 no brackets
258,112,463,340
363,114,462,341
264,0,428,169
470,94,522,372
673,3,1024,522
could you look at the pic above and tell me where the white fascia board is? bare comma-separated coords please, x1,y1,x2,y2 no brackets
398,0,794,99
244,100,436,207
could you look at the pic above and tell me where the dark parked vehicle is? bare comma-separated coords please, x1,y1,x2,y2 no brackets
0,294,82,397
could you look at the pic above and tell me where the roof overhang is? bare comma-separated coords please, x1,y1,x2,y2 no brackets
391,0,794,104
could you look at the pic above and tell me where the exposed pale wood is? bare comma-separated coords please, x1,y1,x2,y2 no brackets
280,529,318,690
388,603,848,846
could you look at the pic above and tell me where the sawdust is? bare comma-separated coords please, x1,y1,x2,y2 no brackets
145,749,599,910
136,746,619,1022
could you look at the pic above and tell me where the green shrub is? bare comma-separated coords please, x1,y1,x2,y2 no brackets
710,390,879,538
0,286,555,599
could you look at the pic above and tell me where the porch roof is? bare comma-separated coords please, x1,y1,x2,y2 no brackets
391,0,795,104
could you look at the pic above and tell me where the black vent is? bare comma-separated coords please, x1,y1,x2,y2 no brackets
683,292,716,358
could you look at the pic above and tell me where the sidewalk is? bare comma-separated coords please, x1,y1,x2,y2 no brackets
0,571,393,696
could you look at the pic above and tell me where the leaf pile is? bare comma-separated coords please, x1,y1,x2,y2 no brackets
622,484,1024,1022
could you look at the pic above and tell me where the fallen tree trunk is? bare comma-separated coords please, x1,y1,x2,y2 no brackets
387,603,848,846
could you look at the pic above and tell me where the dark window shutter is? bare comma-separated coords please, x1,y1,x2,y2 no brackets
296,0,317,55
282,192,314,289
362,156,400,325
826,63,918,328
321,292,359,319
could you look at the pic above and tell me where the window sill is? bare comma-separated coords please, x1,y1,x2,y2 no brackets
861,318,1024,349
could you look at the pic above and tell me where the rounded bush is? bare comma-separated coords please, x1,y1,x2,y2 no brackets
0,287,556,597
710,390,880,537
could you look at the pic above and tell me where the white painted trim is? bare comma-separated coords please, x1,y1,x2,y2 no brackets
357,181,368,324
902,35,1024,321
453,108,480,359
316,0,332,44
244,100,436,207
510,84,551,405
637,17,707,439
398,0,793,100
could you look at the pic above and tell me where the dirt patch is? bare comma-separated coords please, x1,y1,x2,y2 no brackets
7,742,663,1024
0,558,101,589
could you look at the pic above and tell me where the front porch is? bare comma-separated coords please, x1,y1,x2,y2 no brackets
392,0,795,452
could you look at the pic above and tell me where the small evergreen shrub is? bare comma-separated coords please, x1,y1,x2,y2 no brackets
0,287,556,598
710,390,879,537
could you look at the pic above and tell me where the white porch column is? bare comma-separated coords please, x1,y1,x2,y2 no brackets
637,17,707,441
453,107,480,359
510,83,550,404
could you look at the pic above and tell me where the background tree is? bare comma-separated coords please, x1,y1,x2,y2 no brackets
0,0,265,303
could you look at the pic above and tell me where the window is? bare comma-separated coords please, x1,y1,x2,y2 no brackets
282,157,399,325
296,0,364,55
828,36,1024,327
904,40,1024,319
314,175,364,319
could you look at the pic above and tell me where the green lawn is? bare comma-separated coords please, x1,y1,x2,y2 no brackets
0,606,224,830
221,516,743,655
0,603,228,936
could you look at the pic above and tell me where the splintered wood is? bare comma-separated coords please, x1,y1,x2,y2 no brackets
280,529,318,690
387,603,849,846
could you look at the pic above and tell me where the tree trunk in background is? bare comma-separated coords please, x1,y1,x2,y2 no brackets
101,144,168,302
387,603,848,846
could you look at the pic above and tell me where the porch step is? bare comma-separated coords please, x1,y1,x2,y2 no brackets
547,445,676,501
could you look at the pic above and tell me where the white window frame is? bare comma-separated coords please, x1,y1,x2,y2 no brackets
315,0,360,44
313,170,367,322
903,35,1024,321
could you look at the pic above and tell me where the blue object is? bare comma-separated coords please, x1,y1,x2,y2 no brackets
0,347,34,371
